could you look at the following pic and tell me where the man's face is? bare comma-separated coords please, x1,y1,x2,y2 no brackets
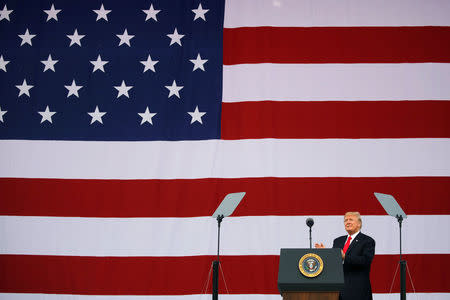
344,214,361,235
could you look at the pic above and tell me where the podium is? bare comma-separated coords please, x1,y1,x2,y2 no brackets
278,248,344,300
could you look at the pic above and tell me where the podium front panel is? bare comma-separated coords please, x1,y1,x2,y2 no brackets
278,248,344,293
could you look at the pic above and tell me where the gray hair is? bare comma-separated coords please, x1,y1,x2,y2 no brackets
344,211,362,228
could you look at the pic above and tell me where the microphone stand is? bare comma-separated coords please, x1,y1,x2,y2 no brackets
306,218,314,249
308,226,312,249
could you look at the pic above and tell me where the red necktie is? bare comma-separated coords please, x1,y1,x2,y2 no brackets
343,236,352,254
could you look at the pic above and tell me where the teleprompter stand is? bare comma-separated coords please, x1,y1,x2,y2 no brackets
211,192,246,300
374,192,411,300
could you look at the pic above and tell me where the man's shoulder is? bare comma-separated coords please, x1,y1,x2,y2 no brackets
333,232,375,243
357,232,376,243
333,235,347,243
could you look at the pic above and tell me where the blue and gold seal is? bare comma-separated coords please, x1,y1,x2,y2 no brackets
298,253,324,277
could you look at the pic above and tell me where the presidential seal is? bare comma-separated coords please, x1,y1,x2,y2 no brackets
298,253,324,278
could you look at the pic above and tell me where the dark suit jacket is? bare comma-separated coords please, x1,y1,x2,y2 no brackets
333,232,375,300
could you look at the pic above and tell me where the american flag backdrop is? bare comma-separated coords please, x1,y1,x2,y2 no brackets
1,0,450,299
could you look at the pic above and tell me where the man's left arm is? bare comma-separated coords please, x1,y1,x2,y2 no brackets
344,237,375,266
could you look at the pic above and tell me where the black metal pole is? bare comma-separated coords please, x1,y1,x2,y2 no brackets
212,261,219,300
397,215,406,300
309,226,312,249
217,214,223,261
400,260,406,300
212,215,224,300
398,215,403,261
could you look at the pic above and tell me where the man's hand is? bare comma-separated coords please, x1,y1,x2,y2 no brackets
314,243,325,248
341,249,345,260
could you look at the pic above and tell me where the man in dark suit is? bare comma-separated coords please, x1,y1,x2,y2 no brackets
316,212,375,300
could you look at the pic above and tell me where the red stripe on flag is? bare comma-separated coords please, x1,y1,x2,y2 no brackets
1,177,449,217
223,26,450,64
221,101,450,139
0,254,448,295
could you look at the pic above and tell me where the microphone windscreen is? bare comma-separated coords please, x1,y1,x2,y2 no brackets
306,218,314,227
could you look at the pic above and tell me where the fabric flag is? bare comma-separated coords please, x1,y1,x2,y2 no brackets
1,0,450,299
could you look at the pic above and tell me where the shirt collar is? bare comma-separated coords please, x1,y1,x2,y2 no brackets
348,230,360,240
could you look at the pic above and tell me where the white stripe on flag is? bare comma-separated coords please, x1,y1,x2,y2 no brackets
0,139,449,179
224,0,450,28
223,63,450,102
2,215,449,256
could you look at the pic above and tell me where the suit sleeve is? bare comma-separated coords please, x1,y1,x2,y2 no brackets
344,237,375,266
332,238,340,249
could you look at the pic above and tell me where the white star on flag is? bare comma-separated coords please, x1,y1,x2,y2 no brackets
114,80,133,98
165,80,183,98
67,29,85,47
190,53,208,71
16,79,33,97
0,106,7,123
41,54,58,72
0,4,13,21
18,29,36,46
38,106,56,124
187,106,206,124
143,4,160,21
64,79,83,98
0,55,9,72
138,107,157,125
88,106,106,124
93,4,111,21
90,55,109,73
44,4,61,22
192,3,209,21
167,28,184,46
140,54,159,73
116,29,134,47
